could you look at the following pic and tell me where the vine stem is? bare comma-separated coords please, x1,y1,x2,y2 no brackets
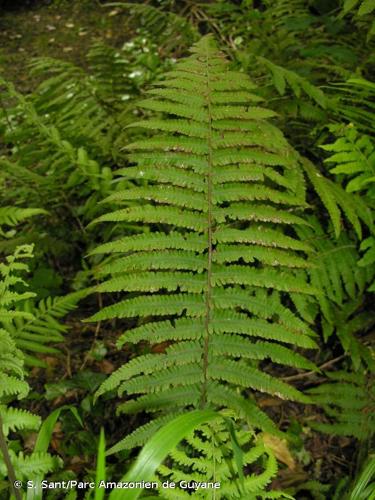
0,414,22,500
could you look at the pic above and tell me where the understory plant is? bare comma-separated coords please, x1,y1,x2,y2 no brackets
0,1,374,497
0,245,61,498
89,34,373,496
92,34,318,433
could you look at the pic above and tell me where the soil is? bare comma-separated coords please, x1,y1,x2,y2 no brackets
0,0,133,92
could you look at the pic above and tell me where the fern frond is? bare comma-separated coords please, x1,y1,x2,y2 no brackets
258,56,326,108
106,413,182,454
213,244,311,268
117,386,201,416
0,72,114,226
0,329,24,378
207,383,279,436
322,125,375,193
296,217,373,326
93,206,206,231
0,247,64,491
0,247,33,402
213,227,311,251
97,251,207,276
301,157,371,238
330,78,375,133
211,336,316,370
105,2,198,51
155,417,284,499
91,231,206,256
91,35,320,445
342,0,375,16
3,290,87,366
29,56,114,144
321,123,375,291
102,185,207,211
308,370,375,440
340,0,375,38
0,207,47,237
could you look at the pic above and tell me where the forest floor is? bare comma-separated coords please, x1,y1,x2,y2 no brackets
0,1,132,92
0,2,361,497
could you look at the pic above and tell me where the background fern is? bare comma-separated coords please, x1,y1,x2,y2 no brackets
0,246,61,493
306,76,375,472
0,35,173,271
0,206,47,255
321,123,375,291
308,369,374,441
329,78,375,133
294,217,374,364
3,290,88,368
103,1,199,54
339,0,375,39
0,77,113,223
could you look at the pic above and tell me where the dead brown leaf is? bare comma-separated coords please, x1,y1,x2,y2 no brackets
261,433,296,470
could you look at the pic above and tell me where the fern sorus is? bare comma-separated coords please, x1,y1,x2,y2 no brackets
90,35,319,442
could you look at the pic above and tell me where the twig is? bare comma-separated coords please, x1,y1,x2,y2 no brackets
62,345,72,379
282,354,346,382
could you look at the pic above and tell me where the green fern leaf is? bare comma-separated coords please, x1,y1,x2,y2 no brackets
0,406,41,436
90,35,322,448
0,373,29,400
308,370,374,440
301,157,371,238
11,451,62,480
154,417,286,499
3,290,87,366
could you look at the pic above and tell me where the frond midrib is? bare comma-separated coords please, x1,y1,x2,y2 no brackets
201,42,214,409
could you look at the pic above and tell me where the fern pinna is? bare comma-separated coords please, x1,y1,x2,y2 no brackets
91,35,319,445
